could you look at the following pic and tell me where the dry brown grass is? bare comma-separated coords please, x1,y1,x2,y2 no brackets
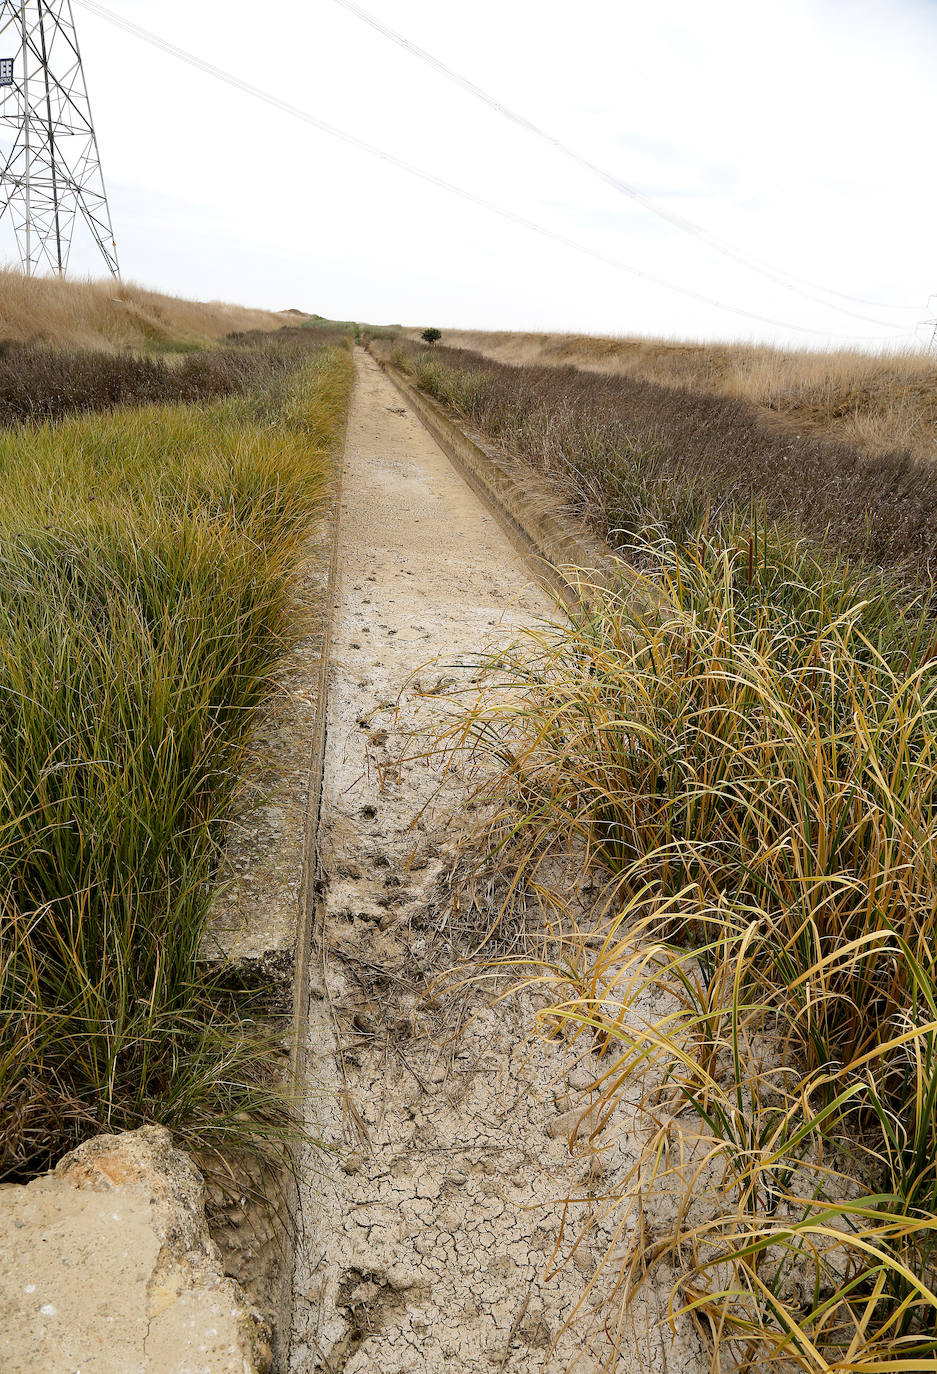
0,268,305,351
431,328,937,462
0,327,339,428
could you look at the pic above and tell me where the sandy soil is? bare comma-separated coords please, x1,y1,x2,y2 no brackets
286,350,706,1373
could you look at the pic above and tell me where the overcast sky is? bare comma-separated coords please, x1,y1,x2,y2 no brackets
13,0,937,347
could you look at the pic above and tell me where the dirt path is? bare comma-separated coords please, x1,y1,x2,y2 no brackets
287,350,704,1374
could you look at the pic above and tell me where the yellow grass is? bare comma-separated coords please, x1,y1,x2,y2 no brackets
433,328,937,461
0,267,307,350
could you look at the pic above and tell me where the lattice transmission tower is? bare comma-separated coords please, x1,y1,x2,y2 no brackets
0,1,117,276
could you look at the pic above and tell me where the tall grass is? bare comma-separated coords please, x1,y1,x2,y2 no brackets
0,327,343,429
0,342,352,1178
440,527,937,1370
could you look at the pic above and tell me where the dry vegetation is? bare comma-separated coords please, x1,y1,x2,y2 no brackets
442,543,937,1371
386,340,937,578
0,326,334,427
0,266,306,351
432,328,937,462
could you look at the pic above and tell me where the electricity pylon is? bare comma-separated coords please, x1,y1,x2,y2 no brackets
0,1,118,276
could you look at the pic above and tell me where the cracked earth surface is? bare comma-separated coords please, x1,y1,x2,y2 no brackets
287,350,706,1374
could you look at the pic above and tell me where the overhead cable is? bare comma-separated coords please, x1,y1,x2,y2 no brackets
331,0,919,321
74,0,916,342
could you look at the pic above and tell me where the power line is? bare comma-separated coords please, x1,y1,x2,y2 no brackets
73,0,916,343
331,0,920,322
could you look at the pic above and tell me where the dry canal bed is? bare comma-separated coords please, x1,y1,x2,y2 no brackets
285,350,704,1373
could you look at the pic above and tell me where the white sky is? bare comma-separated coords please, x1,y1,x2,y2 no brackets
14,0,937,347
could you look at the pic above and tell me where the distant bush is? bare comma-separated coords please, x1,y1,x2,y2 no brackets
421,327,442,345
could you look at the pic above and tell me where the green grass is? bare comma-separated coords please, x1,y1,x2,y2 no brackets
0,342,352,1178
441,526,937,1371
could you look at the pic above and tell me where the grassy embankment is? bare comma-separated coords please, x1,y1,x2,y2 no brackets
388,340,937,1372
0,328,352,1180
429,328,937,463
0,266,307,351
0,326,324,426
